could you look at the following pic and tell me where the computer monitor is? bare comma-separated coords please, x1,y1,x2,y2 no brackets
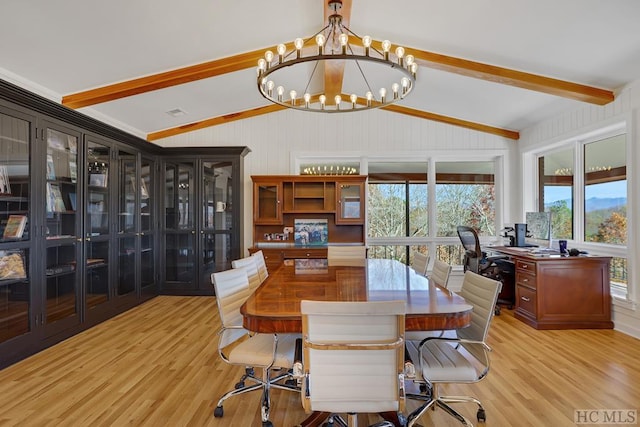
525,211,552,248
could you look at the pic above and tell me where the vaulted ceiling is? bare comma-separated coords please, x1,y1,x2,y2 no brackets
2,0,640,143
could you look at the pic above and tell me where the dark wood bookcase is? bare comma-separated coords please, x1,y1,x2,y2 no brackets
0,79,249,368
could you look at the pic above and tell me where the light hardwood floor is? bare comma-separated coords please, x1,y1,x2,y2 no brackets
1,296,639,426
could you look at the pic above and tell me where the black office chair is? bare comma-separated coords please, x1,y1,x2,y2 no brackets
456,225,514,315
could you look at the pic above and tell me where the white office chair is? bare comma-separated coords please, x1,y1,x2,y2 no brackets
327,245,367,260
429,259,452,288
252,249,269,283
405,258,448,342
300,300,407,427
410,252,430,277
231,255,262,290
405,271,502,427
211,268,298,427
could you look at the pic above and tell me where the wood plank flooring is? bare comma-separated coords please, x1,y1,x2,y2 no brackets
0,296,639,426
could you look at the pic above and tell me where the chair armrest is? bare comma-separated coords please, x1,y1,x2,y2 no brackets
417,336,491,352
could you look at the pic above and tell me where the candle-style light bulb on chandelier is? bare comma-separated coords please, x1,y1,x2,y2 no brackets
256,0,417,113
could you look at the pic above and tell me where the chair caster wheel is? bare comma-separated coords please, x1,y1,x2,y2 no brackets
477,408,486,422
214,406,223,418
262,421,273,427
234,381,245,389
285,378,297,386
419,383,428,393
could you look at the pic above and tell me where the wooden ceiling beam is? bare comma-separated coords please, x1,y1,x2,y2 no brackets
63,39,614,111
376,41,613,105
382,104,520,140
146,104,285,141
61,45,295,109
323,0,351,104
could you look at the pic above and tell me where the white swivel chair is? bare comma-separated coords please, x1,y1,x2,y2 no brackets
252,250,269,283
405,271,502,427
405,258,448,342
429,259,452,288
211,268,298,427
410,252,430,277
231,255,262,290
300,300,407,427
327,245,367,260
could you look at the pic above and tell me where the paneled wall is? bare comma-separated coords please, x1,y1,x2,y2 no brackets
156,108,515,249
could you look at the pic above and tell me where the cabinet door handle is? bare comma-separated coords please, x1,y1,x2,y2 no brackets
306,253,310,257
522,264,528,269
521,296,531,302
522,278,528,283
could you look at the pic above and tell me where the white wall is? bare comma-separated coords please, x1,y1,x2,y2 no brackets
156,107,515,249
518,80,640,338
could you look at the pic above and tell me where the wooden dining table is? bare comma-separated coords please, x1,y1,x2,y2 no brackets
240,257,474,427
241,258,473,334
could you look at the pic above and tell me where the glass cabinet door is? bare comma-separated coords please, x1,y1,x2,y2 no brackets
254,182,282,224
140,158,156,296
201,161,233,287
85,140,111,310
336,181,365,224
164,162,196,290
44,125,81,335
116,149,137,299
0,109,31,344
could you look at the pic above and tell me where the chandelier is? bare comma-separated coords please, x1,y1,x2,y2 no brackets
256,0,417,113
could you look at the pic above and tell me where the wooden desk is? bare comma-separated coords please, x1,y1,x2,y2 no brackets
241,258,473,333
488,246,613,330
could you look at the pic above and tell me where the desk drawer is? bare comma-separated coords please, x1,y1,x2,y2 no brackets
516,285,537,317
516,259,536,275
516,270,536,290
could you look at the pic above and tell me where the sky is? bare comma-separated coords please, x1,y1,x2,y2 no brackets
545,180,627,203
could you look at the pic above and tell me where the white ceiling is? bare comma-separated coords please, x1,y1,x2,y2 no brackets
1,0,640,142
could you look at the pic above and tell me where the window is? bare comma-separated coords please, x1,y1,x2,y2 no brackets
536,130,628,298
367,161,428,263
366,159,498,268
435,161,496,237
583,135,627,245
539,147,574,240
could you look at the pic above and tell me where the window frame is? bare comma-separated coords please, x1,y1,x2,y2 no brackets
523,118,633,303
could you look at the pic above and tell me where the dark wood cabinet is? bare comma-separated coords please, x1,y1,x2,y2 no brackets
0,78,249,368
160,149,248,296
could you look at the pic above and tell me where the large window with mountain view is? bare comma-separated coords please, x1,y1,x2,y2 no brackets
538,132,627,297
366,160,496,268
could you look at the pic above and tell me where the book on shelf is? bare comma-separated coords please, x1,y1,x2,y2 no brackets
129,176,150,199
2,214,27,239
68,192,77,211
69,159,77,183
0,251,27,280
46,154,56,180
46,182,66,212
0,165,11,195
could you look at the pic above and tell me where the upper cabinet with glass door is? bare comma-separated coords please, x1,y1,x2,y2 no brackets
253,180,282,224
336,180,365,224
